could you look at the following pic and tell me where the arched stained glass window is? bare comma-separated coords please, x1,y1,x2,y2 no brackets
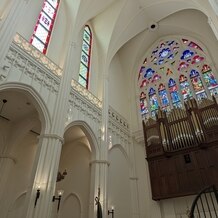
190,69,207,100
79,25,92,89
168,78,181,107
149,88,159,117
138,37,218,119
202,65,218,96
158,84,170,111
179,75,192,100
30,0,60,54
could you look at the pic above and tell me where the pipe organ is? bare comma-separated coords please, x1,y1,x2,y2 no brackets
143,96,218,200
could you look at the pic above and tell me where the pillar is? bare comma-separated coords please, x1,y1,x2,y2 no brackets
0,0,29,64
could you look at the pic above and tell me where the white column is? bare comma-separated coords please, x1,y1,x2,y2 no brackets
94,71,110,217
0,0,29,64
89,160,110,218
0,156,17,218
24,134,64,218
25,39,80,218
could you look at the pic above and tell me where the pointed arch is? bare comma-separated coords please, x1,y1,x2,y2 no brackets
0,82,51,132
64,120,99,160
137,36,218,118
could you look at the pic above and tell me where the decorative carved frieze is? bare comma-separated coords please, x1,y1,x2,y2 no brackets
71,79,102,109
68,85,102,123
1,44,60,94
13,33,62,76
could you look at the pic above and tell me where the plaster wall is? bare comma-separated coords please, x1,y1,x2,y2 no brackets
108,146,132,218
56,139,91,218
108,54,129,120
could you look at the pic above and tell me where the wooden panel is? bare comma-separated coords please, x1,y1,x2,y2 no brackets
147,143,218,200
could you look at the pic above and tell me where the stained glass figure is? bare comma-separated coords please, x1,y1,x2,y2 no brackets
168,78,181,107
149,88,159,116
158,84,170,111
201,65,218,96
190,69,207,100
79,25,92,89
30,0,60,54
179,75,192,100
140,92,149,116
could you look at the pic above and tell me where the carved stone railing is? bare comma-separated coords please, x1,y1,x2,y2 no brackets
108,106,131,148
13,33,62,77
71,80,102,109
108,106,129,132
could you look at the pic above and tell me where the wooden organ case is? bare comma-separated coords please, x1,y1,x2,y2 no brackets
143,97,218,200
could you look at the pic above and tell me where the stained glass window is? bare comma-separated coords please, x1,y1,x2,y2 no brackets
190,69,207,100
30,0,60,54
179,75,192,100
140,92,149,118
158,84,170,111
202,65,218,95
149,88,159,117
79,25,92,89
168,78,181,107
138,37,217,119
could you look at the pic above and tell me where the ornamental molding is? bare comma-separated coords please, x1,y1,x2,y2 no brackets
69,85,102,124
71,80,102,109
108,107,131,146
108,106,129,132
89,160,110,166
13,33,62,76
38,134,64,144
2,45,60,94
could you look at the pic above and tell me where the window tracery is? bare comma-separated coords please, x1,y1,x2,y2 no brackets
138,37,218,119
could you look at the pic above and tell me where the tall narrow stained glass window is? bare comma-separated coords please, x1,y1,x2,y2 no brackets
138,37,218,119
158,84,170,111
149,88,159,117
30,0,60,54
179,75,192,100
79,25,92,89
190,69,207,100
201,65,218,96
168,78,181,108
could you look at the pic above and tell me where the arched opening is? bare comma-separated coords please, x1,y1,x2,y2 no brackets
0,89,42,218
52,122,98,218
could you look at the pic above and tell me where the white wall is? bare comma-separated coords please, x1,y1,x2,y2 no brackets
2,132,38,218
108,146,132,218
108,54,129,120
56,138,91,218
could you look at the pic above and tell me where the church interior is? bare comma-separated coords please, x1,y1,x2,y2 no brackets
0,0,218,217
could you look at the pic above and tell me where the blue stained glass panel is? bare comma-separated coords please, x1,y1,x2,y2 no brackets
159,88,169,108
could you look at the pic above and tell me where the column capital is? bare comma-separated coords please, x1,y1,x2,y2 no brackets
90,160,110,166
38,134,64,144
